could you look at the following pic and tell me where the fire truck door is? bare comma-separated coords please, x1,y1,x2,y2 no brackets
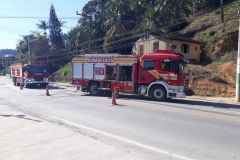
139,60,157,84
118,66,134,92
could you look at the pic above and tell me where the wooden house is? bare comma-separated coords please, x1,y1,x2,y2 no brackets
132,33,202,62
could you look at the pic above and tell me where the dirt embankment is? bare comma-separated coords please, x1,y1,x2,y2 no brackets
187,62,236,97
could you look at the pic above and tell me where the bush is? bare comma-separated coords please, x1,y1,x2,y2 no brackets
203,34,218,43
210,73,227,84
59,63,72,76
208,30,216,36
210,51,237,62
214,8,220,14
230,20,238,30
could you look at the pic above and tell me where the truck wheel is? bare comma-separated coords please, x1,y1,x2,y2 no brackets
89,82,101,96
13,78,16,86
150,86,167,101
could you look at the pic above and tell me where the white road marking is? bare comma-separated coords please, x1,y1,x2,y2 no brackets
51,116,194,160
9,99,16,102
1,96,7,99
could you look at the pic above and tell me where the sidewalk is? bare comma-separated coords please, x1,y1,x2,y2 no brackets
0,104,160,160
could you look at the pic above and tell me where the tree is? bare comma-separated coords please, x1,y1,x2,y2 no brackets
36,20,49,36
48,4,64,49
59,19,67,28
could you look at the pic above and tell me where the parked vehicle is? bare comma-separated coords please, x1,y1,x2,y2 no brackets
71,50,187,101
10,62,48,88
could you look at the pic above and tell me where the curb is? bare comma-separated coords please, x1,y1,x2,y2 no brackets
49,82,74,87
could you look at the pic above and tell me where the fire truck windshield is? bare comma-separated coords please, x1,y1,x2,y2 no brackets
162,60,176,73
25,66,46,73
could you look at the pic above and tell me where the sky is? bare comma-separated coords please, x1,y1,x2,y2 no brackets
0,0,90,50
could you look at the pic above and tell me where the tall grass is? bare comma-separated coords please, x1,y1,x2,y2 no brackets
59,63,72,76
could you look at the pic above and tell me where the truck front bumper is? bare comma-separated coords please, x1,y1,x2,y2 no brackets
175,92,186,98
168,86,186,98
25,78,48,84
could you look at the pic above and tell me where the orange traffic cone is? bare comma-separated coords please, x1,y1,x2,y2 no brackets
20,84,23,90
110,94,117,106
46,86,50,96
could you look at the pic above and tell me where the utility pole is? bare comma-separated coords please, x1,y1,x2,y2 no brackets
236,11,240,102
76,11,92,54
27,36,31,63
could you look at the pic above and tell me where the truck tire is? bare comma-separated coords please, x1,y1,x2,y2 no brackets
13,78,16,86
89,82,101,96
150,86,167,101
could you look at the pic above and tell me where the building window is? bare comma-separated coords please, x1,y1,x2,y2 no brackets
139,45,144,55
153,42,159,52
195,47,198,51
144,61,155,70
181,44,189,54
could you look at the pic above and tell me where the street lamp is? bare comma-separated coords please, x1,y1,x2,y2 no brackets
76,11,92,54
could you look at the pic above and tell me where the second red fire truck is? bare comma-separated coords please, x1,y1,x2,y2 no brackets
10,62,49,88
71,50,187,101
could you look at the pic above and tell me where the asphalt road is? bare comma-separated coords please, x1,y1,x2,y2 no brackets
1,76,240,160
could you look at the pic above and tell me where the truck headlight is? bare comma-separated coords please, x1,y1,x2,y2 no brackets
177,88,184,92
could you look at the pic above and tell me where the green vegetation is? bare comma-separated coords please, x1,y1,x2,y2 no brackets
59,63,72,76
214,8,220,15
230,20,238,30
202,34,218,43
0,65,10,76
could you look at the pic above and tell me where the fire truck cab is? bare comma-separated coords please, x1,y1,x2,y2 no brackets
72,50,187,101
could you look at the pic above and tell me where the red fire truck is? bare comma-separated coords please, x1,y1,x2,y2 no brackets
71,50,187,101
10,62,49,88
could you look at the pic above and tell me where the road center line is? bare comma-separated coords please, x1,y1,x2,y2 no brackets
51,116,194,160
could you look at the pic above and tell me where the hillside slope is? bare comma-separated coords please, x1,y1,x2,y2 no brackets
186,62,236,97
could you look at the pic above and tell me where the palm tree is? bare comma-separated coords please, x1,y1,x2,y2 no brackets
59,20,67,28
104,0,131,36
36,20,49,36
153,0,191,32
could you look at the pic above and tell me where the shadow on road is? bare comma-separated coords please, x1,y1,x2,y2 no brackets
0,114,42,122
27,85,66,90
81,93,240,110
169,99,240,110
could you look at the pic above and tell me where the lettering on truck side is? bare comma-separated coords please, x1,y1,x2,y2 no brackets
88,58,114,63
